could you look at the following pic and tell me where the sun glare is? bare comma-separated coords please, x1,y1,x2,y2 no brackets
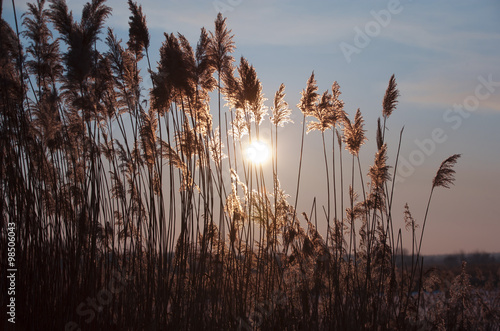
245,140,270,164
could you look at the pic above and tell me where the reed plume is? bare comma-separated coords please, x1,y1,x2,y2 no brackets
153,32,196,102
48,0,111,83
23,7,62,149
382,74,399,119
223,56,267,139
176,120,199,158
416,154,462,281
270,83,292,127
343,108,367,156
127,0,149,59
330,81,346,124
403,203,418,232
194,27,217,101
368,144,391,194
306,90,333,133
139,108,158,169
432,153,461,189
228,106,248,140
297,71,318,115
239,57,267,126
23,0,63,91
209,128,227,164
208,13,235,77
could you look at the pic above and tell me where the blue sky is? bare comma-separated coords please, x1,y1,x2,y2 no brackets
4,0,500,254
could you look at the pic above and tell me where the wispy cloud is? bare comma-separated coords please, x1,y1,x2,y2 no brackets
6,0,499,114
402,78,500,113
374,8,500,113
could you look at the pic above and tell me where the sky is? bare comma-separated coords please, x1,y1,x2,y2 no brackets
3,0,500,255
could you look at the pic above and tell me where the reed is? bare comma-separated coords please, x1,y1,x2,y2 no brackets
2,2,497,330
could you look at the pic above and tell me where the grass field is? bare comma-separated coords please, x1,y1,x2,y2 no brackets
1,1,499,330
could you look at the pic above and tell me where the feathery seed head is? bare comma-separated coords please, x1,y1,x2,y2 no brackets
382,74,399,118
368,144,391,194
404,203,419,231
307,90,333,133
342,108,367,156
209,128,227,164
298,72,318,115
195,28,217,95
208,13,235,74
432,154,461,189
127,0,149,57
271,83,293,127
331,81,346,121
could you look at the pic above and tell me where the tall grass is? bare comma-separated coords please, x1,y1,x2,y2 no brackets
1,1,498,330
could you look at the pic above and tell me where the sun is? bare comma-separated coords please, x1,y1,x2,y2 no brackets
245,140,270,164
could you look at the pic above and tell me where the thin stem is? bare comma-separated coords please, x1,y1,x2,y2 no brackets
322,131,331,245
292,114,306,229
